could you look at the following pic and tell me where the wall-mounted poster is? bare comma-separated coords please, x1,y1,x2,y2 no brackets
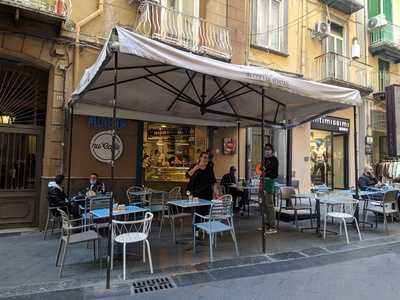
223,138,236,155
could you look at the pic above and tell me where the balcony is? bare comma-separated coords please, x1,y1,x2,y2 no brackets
370,23,400,63
0,0,69,37
314,52,373,96
321,0,364,15
136,1,232,61
0,0,68,18
371,71,400,100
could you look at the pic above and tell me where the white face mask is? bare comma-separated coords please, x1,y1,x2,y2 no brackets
90,179,97,185
265,150,273,157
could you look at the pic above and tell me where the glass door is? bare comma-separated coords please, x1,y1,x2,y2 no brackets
310,131,332,187
310,131,348,189
324,23,345,81
332,134,347,189
161,0,200,48
378,59,390,92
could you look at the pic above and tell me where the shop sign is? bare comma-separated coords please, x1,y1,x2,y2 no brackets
311,116,350,133
365,144,373,155
147,127,192,138
88,117,127,129
90,131,123,163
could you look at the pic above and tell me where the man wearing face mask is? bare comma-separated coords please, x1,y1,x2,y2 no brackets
86,173,105,194
262,144,278,233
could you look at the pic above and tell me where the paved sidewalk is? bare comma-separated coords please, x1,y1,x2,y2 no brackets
2,234,400,299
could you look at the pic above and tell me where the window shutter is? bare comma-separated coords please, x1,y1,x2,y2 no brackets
383,0,393,22
367,0,379,18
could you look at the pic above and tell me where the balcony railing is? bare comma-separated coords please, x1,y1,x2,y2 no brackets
372,71,400,93
314,52,373,92
136,1,232,61
370,23,400,62
0,0,69,19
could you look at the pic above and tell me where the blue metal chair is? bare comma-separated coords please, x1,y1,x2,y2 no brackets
192,195,239,262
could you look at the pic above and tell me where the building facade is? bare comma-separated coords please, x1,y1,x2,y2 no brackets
0,0,248,228
248,0,400,192
0,0,399,229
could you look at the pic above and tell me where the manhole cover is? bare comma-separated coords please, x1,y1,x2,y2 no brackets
132,276,176,294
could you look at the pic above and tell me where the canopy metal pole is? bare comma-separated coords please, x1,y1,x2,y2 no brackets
261,88,266,253
106,50,118,290
286,128,292,186
237,121,240,180
136,121,144,186
353,106,359,197
67,106,74,198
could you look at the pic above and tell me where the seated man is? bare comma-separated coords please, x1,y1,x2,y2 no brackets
86,173,105,195
48,175,67,208
221,166,244,212
358,165,381,191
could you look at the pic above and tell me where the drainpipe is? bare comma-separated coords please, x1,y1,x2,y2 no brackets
73,0,104,88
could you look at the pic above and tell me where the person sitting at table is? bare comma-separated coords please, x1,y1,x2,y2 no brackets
221,166,244,212
358,165,382,191
47,175,80,218
48,174,68,209
86,173,105,196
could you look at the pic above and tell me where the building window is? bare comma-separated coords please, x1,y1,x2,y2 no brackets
251,0,288,54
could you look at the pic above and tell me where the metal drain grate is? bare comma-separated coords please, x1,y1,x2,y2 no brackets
132,276,176,294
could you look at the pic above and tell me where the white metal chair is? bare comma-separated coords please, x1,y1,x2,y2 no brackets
159,187,191,242
323,198,362,244
111,212,154,280
192,195,239,262
55,209,100,277
365,190,399,232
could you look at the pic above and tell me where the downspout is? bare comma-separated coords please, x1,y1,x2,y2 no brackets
73,0,104,88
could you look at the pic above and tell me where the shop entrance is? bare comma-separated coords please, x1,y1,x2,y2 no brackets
310,116,350,189
0,59,47,228
310,131,348,189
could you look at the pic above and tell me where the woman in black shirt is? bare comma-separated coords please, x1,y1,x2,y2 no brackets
186,152,216,200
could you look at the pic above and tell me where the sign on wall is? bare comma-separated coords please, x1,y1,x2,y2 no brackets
90,131,123,163
223,137,236,155
311,116,350,133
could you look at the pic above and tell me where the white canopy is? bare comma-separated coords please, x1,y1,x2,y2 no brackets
69,26,362,128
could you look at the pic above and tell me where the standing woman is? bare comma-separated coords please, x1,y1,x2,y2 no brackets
186,152,217,201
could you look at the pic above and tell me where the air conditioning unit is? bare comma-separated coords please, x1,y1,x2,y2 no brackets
351,40,361,59
314,21,331,40
368,14,388,31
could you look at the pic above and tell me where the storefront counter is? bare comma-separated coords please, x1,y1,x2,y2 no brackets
144,166,189,182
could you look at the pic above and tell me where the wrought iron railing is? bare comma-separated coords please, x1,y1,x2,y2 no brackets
370,23,400,50
314,52,372,89
0,0,70,18
136,0,232,61
372,71,400,93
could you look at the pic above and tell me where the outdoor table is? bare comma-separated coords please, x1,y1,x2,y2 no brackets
91,205,148,219
167,199,213,245
168,199,213,209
